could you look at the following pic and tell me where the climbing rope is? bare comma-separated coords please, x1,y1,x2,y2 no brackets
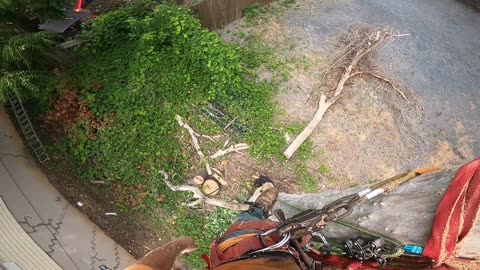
277,199,405,258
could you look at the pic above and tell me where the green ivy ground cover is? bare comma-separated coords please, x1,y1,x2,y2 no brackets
57,2,290,267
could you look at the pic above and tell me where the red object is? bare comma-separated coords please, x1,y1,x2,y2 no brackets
74,0,83,11
205,159,480,269
209,220,280,268
423,157,480,267
201,254,211,268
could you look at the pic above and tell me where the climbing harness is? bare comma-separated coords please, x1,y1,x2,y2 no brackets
270,168,439,269
208,167,440,269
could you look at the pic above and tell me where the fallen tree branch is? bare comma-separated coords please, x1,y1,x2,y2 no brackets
224,117,238,131
283,30,394,159
160,171,249,211
352,71,408,101
176,115,205,159
193,132,222,142
210,143,249,159
176,114,212,175
283,94,328,159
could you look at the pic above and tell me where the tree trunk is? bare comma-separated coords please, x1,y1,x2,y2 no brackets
275,167,479,259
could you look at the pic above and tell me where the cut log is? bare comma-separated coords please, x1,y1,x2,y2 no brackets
160,171,249,211
202,179,220,196
193,175,205,185
275,167,480,259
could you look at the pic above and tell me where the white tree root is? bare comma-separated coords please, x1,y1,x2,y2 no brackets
160,171,249,211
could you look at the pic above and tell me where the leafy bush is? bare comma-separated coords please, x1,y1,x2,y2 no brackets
0,0,67,24
51,2,287,266
64,2,284,187
0,32,62,102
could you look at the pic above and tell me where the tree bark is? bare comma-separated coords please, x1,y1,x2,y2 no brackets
275,167,479,259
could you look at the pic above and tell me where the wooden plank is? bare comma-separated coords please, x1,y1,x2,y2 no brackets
191,0,276,30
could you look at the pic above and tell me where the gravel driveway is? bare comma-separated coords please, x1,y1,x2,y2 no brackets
287,0,480,155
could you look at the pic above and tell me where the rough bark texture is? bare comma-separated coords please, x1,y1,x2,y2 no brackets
274,167,479,259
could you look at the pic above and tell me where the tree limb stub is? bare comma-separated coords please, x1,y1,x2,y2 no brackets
159,170,249,211
176,114,212,175
210,143,249,159
283,30,395,159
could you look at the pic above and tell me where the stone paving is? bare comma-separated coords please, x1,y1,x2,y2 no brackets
0,106,136,270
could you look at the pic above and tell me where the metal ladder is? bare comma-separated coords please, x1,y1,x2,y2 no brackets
7,91,49,163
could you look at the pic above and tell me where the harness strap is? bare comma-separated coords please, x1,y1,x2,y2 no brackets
218,235,279,261
222,220,279,236
209,220,281,268
217,233,258,251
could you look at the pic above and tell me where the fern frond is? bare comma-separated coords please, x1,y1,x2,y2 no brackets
2,32,63,68
0,68,42,103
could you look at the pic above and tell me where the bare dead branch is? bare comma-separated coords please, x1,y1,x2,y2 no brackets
354,72,409,101
284,30,397,159
393,33,411,37
160,171,249,211
176,115,205,159
224,117,238,130
196,133,222,142
283,94,329,159
210,143,249,159
176,114,212,175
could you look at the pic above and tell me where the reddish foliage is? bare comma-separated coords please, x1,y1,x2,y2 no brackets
111,182,150,208
137,166,150,176
43,85,105,139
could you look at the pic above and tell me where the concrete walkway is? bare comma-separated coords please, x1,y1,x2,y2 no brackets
0,106,136,270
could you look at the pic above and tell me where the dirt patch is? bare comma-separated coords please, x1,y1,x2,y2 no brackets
217,153,302,199
275,68,320,124
219,0,476,189
429,127,476,168
307,76,428,186
39,153,171,259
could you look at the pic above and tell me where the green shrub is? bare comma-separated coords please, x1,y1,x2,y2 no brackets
66,2,284,186
0,0,67,24
56,3,287,265
0,32,62,103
